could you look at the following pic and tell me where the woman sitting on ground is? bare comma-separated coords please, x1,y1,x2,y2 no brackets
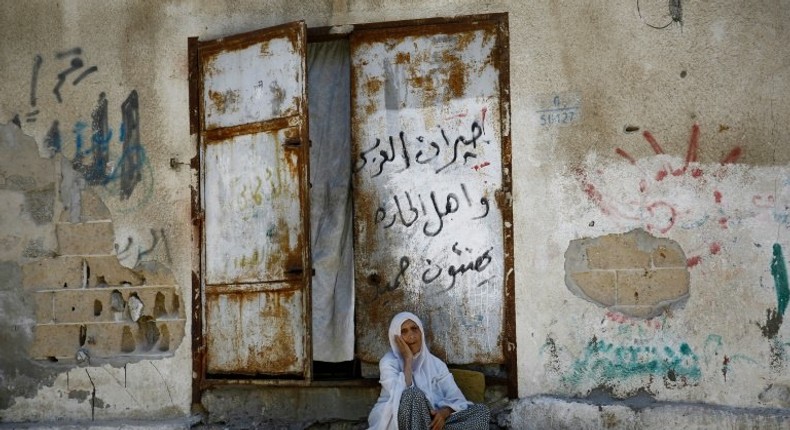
367,311,490,430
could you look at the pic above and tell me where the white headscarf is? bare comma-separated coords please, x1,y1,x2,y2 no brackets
367,312,470,430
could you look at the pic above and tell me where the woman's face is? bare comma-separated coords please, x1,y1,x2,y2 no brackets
400,319,422,354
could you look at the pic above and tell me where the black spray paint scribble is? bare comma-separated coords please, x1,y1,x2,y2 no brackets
116,228,171,265
17,48,97,125
374,183,490,237
53,47,98,103
73,92,111,185
371,246,494,300
12,48,147,203
120,90,143,201
354,121,490,177
637,0,683,30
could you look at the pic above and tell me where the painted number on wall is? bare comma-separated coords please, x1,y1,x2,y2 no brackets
536,93,581,127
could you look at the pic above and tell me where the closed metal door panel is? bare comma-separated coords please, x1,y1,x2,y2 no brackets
351,18,511,365
198,21,311,377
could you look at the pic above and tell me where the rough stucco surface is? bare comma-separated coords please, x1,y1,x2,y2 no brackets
0,0,789,426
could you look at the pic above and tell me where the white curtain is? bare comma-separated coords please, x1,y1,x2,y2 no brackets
307,40,354,362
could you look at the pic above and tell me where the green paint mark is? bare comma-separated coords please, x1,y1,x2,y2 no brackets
771,243,789,316
564,338,701,386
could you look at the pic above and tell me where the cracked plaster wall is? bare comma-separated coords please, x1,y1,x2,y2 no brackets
1,0,790,424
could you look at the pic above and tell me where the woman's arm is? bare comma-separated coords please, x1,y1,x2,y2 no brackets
394,334,414,386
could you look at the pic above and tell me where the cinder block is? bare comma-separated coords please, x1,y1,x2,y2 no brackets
82,319,185,357
52,289,118,323
81,322,135,356
585,235,650,270
22,256,84,291
651,245,686,268
134,261,177,285
129,287,183,319
79,189,111,221
35,291,54,323
84,256,144,286
571,270,617,306
56,221,115,256
616,268,690,306
29,324,82,359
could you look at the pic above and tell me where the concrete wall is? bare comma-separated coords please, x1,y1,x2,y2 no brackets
1,0,789,425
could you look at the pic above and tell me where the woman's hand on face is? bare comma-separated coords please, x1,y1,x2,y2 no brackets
430,407,452,430
394,335,413,362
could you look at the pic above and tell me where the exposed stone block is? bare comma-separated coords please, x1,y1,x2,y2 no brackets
585,234,650,270
29,324,82,359
617,268,690,306
84,255,144,286
52,289,117,323
133,261,177,285
565,229,689,318
79,189,111,222
570,271,616,306
56,221,115,256
82,320,185,357
126,287,183,319
651,244,686,268
35,291,54,323
22,256,84,291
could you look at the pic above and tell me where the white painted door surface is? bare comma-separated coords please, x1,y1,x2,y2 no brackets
351,19,512,364
198,22,311,377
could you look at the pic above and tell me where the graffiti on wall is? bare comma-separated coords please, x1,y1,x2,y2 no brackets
351,23,510,364
10,48,152,210
115,228,172,268
542,317,702,393
758,243,790,371
576,123,790,267
570,122,790,383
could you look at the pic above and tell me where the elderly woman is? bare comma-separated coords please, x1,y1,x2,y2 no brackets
367,312,490,430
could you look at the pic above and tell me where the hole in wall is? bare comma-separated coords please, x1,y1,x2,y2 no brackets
110,290,125,312
680,70,687,78
47,356,58,362
158,325,170,351
137,316,160,352
171,293,180,317
94,299,103,317
63,283,68,288
79,324,87,346
121,326,136,353
153,292,166,319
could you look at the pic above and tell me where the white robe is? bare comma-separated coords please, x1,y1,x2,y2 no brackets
367,312,471,430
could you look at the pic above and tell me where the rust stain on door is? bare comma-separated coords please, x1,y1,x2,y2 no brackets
198,21,311,378
350,17,512,366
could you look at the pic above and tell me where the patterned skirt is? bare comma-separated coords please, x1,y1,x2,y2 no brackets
397,386,490,430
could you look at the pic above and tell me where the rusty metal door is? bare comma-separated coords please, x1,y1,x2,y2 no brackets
197,22,311,378
351,16,514,369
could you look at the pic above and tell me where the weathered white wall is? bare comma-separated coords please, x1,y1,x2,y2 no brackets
1,0,789,423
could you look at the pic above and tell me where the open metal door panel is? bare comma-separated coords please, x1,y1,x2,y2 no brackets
350,16,513,369
198,21,311,378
